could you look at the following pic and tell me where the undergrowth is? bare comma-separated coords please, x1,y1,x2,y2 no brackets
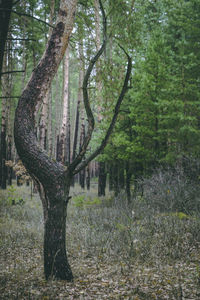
0,181,200,299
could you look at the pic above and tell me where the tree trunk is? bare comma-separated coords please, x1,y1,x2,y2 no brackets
79,92,85,189
40,177,73,280
98,161,106,196
0,126,7,189
14,0,78,280
48,89,53,156
0,48,12,189
7,138,12,186
0,0,13,79
125,161,132,204
119,162,125,190
58,47,70,163
108,162,114,191
113,162,119,197
86,163,90,190
39,92,49,150
14,0,131,281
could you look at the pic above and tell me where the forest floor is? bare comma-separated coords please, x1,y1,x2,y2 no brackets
0,182,200,299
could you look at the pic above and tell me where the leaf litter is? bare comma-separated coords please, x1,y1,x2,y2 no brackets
0,186,200,299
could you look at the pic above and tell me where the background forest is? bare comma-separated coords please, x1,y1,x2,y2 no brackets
1,0,200,298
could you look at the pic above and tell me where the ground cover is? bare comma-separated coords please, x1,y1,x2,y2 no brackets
0,183,200,299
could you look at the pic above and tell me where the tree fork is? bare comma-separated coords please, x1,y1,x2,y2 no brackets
14,0,131,281
14,0,78,281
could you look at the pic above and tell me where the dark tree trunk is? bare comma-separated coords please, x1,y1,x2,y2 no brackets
79,168,85,189
41,177,73,280
0,130,7,189
86,163,90,190
119,162,125,190
0,0,13,79
56,135,63,162
113,162,119,197
108,162,114,191
70,107,78,188
7,138,12,186
17,175,22,186
71,100,80,188
98,161,106,196
125,161,132,204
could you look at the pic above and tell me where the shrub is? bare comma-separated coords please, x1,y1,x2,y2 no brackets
139,164,200,213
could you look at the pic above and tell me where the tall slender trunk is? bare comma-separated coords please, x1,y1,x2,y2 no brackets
46,0,55,157
113,162,119,197
94,0,107,196
86,163,90,190
54,72,61,159
0,97,7,189
119,162,125,190
59,47,70,164
98,161,106,196
125,161,132,204
79,113,85,188
71,34,84,185
1,47,12,188
78,38,85,188
108,162,114,191
48,89,53,156
39,92,49,150
72,98,80,163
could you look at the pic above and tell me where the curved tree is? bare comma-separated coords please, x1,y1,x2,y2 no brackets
14,0,131,281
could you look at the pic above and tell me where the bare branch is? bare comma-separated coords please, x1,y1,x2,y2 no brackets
73,46,132,175
68,0,107,172
0,96,21,98
5,38,36,41
0,8,55,28
1,70,25,75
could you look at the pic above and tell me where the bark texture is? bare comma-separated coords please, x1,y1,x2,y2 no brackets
14,0,131,281
14,0,78,281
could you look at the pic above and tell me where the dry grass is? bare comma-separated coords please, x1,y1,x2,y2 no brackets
0,182,200,299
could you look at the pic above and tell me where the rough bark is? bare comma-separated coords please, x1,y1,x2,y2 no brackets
41,176,73,280
14,0,131,281
14,0,78,281
39,92,49,150
48,89,53,156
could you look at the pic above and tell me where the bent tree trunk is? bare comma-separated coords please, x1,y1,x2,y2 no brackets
14,0,131,281
14,0,78,280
